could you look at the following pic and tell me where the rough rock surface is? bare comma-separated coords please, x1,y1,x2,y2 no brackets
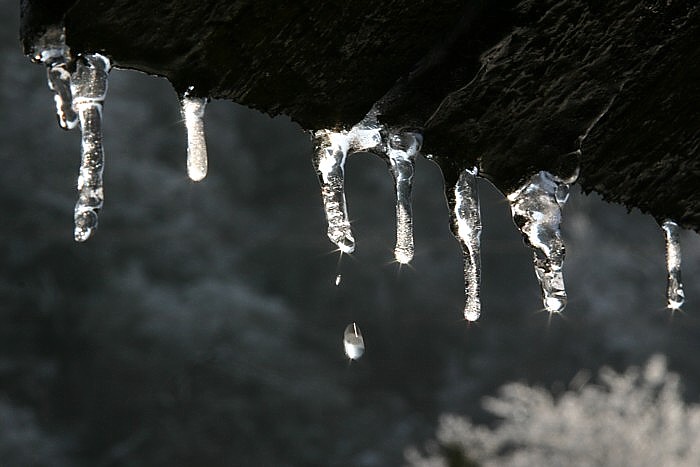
20,0,700,230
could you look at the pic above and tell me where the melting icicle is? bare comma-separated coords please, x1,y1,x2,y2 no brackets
449,167,482,322
180,87,208,181
661,220,684,310
34,31,78,130
387,132,421,264
343,323,365,360
508,171,574,313
71,53,111,242
312,130,355,253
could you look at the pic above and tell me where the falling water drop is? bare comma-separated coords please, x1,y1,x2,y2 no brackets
508,171,573,313
387,132,421,264
448,167,482,321
343,323,365,360
335,274,342,286
661,220,684,310
70,53,111,242
180,87,208,181
312,130,355,253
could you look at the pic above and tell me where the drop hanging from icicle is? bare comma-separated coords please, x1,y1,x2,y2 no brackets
386,131,421,264
71,53,111,242
343,322,365,360
180,87,209,182
661,220,684,311
449,167,482,322
508,170,574,314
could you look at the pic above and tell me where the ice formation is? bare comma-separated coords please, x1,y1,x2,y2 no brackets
386,132,421,264
343,323,365,360
34,32,78,130
312,130,355,253
508,170,575,313
311,113,384,254
71,53,111,242
180,88,209,181
312,109,423,264
661,220,685,310
448,168,482,322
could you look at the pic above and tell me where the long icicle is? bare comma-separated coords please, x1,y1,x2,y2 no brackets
386,132,421,264
449,167,482,322
661,220,684,310
71,53,111,242
180,87,208,181
508,171,570,313
312,130,355,253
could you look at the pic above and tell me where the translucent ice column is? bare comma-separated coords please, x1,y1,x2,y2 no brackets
661,220,684,310
34,32,78,130
448,168,482,321
180,87,208,181
70,53,111,242
508,171,573,313
312,130,354,253
386,132,421,264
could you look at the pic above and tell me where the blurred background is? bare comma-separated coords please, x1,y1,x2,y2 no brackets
2,1,700,465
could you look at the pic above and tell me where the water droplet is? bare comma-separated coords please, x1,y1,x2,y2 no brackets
508,171,571,313
335,274,342,286
449,167,482,321
661,220,684,310
343,323,365,360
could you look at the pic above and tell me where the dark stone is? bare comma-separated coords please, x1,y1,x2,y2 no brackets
19,0,700,230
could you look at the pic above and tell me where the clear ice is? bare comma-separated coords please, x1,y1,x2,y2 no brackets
311,113,383,254
449,168,482,322
35,34,78,130
343,323,365,360
386,132,421,264
312,130,355,253
508,170,574,313
180,88,208,182
71,53,111,242
661,220,684,310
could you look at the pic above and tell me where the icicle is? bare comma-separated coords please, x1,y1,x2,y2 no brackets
180,87,208,181
343,323,365,360
449,167,482,322
661,220,684,310
34,30,78,130
508,171,573,313
70,53,111,242
386,132,421,264
312,130,355,253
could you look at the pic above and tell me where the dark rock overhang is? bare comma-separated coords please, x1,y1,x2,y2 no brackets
20,0,700,230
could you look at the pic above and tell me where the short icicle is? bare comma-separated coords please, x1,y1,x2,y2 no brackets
312,130,355,253
386,132,421,264
508,171,572,313
661,220,684,310
180,87,208,181
449,167,482,322
71,53,111,242
34,32,78,130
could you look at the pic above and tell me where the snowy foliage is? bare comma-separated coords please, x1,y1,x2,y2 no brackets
406,355,700,467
